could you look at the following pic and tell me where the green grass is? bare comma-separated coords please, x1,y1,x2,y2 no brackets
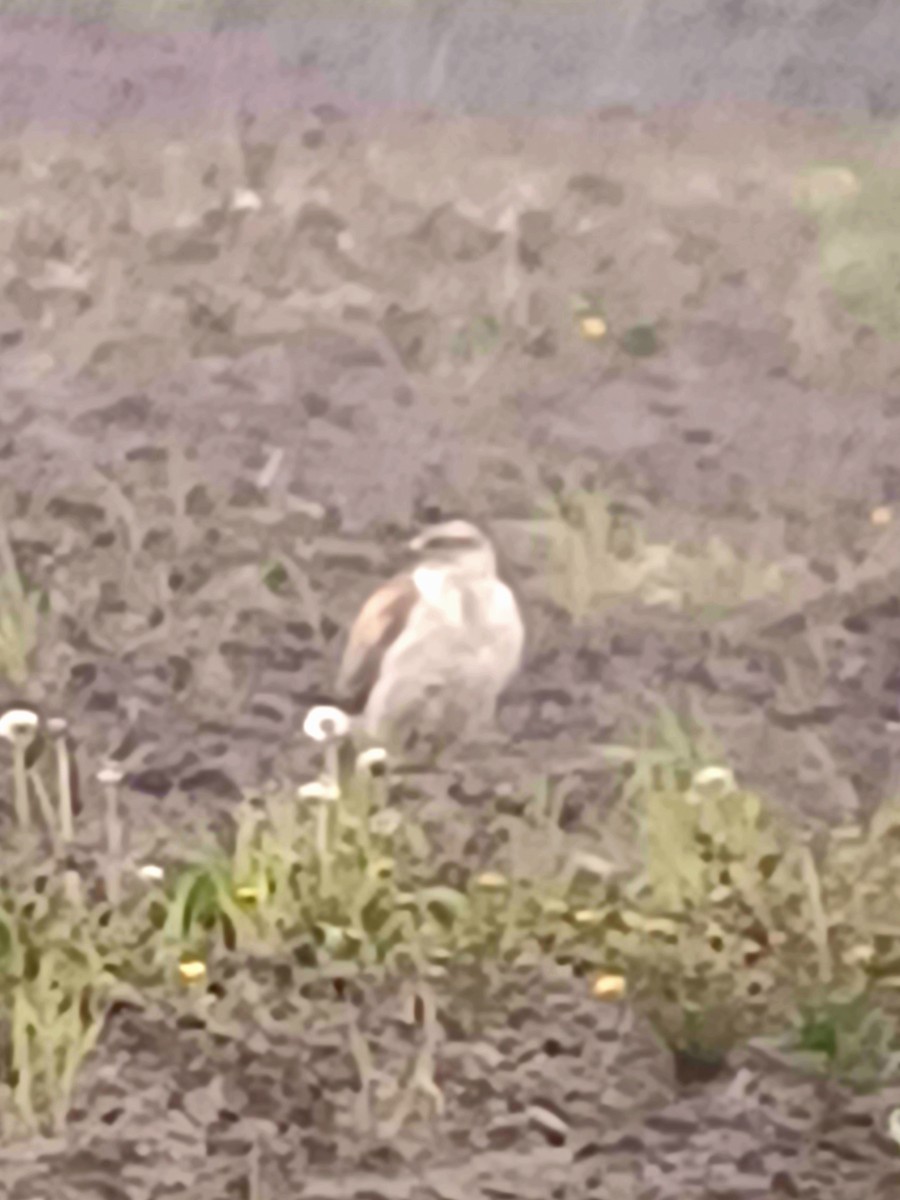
526,486,788,624
796,162,900,339
2,706,900,1132
0,533,44,687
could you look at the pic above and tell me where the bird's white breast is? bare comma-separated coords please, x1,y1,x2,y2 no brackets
411,567,522,643
413,567,524,683
412,565,460,621
483,579,525,681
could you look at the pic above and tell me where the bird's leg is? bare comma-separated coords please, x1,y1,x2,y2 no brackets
461,702,510,762
392,726,453,777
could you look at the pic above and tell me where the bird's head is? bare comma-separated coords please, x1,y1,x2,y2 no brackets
408,520,497,577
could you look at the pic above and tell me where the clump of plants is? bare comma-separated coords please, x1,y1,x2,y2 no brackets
578,712,796,1074
591,710,900,1086
5,696,900,1136
0,856,137,1136
162,761,438,972
781,800,900,1087
531,485,787,624
0,533,45,686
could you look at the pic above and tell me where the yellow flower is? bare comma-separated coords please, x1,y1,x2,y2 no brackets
592,973,627,1001
579,315,607,341
178,959,207,985
475,872,509,892
573,909,604,926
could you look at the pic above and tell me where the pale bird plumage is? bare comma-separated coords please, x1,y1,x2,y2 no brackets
313,520,524,759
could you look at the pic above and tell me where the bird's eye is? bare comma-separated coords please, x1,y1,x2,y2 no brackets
422,536,478,551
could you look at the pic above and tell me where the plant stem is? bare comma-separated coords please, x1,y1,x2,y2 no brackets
103,775,123,904
316,801,335,901
54,732,74,843
27,769,58,847
12,741,30,829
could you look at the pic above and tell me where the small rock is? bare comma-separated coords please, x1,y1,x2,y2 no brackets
418,204,502,263
180,768,242,801
567,174,625,206
527,1103,569,1145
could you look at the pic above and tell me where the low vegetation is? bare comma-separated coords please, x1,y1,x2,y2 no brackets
532,486,790,624
1,702,900,1135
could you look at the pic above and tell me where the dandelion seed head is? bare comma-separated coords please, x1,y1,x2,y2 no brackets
137,863,165,882
303,705,351,742
297,778,341,803
693,765,736,791
356,746,389,775
0,707,39,743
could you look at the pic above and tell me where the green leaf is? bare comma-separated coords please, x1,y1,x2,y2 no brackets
262,561,289,594
620,324,660,358
166,867,222,941
420,887,471,928
0,914,14,965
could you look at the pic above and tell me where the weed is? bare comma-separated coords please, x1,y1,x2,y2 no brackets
0,708,82,846
599,712,900,1083
450,314,501,361
620,324,661,357
0,709,41,829
0,533,43,686
0,882,115,1133
599,713,822,1065
788,997,898,1088
532,488,785,624
796,163,900,336
157,766,441,972
4,700,900,1134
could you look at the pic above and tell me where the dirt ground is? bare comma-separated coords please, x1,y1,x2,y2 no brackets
3,14,900,1199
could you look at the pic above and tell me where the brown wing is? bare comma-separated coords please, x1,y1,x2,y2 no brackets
335,572,420,714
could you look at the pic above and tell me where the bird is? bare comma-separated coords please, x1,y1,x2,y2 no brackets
309,520,524,764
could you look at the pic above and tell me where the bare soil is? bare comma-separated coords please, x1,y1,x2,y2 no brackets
2,15,900,1199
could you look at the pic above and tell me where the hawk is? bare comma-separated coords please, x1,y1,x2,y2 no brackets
308,520,524,762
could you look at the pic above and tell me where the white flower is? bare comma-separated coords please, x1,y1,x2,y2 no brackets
231,188,262,212
569,851,616,879
302,705,351,742
692,765,736,791
137,863,165,882
355,746,389,775
0,708,39,743
297,779,341,803
369,808,403,837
